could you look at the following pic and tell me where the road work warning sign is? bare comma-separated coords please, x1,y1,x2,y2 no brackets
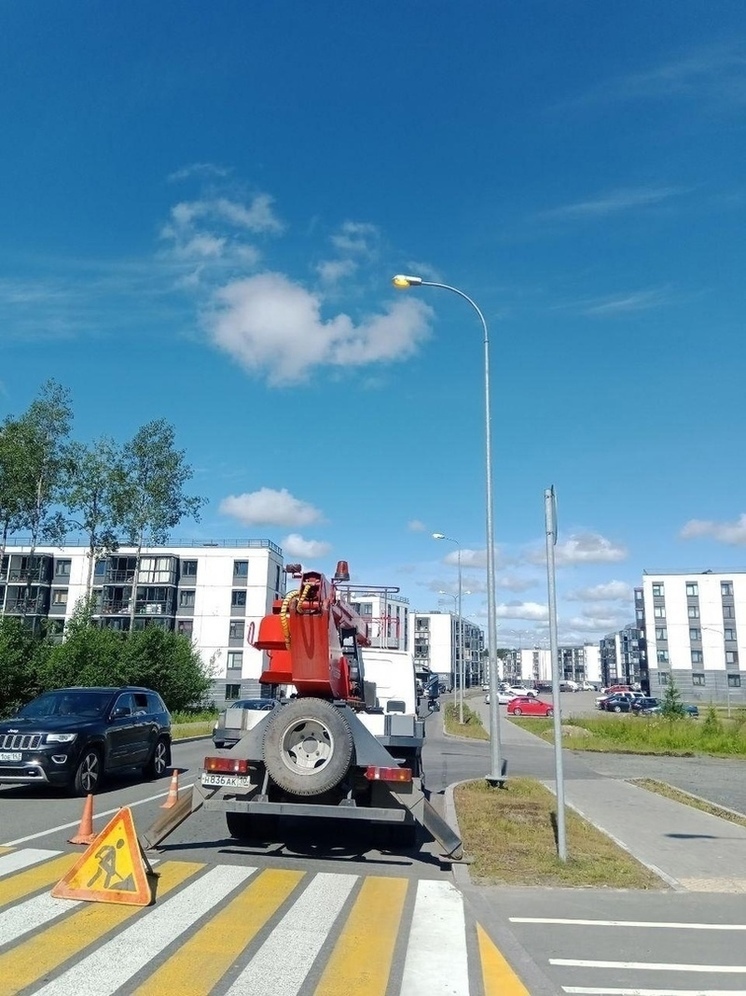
52,807,154,906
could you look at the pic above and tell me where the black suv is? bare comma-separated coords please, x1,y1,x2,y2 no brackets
0,686,172,795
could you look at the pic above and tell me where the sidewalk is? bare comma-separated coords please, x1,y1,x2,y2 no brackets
444,708,746,893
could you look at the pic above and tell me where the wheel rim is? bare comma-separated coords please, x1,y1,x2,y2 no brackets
154,741,168,775
80,752,99,792
280,718,334,777
514,708,522,715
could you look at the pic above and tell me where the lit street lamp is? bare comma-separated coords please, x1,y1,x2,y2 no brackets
394,274,504,785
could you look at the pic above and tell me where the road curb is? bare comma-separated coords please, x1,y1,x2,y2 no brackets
172,734,212,744
444,779,475,889
630,777,746,821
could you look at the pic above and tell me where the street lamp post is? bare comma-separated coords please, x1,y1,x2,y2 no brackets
394,274,504,785
434,533,464,724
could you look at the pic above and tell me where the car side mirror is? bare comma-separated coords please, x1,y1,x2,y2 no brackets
112,707,131,719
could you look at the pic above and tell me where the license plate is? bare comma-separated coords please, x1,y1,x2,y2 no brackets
201,773,252,788
0,752,22,763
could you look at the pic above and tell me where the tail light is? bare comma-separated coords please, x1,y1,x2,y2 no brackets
364,765,412,782
204,756,249,774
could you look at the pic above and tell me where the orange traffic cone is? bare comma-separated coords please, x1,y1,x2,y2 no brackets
161,769,180,809
68,793,97,845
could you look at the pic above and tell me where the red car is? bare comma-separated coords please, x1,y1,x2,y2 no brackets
507,696,554,717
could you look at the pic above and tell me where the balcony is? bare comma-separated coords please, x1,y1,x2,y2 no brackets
104,570,136,584
99,600,131,616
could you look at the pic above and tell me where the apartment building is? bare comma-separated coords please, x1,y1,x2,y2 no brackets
503,644,602,686
600,619,648,691
0,540,285,706
641,569,745,704
410,611,485,689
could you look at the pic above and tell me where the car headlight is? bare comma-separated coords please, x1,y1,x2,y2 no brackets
46,733,78,744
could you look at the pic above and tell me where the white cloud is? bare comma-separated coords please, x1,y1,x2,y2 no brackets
528,532,627,566
580,288,671,317
281,533,332,559
168,195,283,235
218,487,324,528
330,221,379,255
168,163,231,182
407,519,427,532
566,613,628,634
680,513,746,545
205,272,432,385
444,548,488,568
566,580,633,602
316,259,358,284
540,186,688,221
496,574,539,593
496,601,548,621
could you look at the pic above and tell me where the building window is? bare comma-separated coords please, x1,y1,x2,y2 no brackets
687,605,699,619
725,628,736,641
689,628,701,641
229,620,245,641
722,581,734,597
225,684,241,701
52,589,68,605
654,606,666,618
723,605,735,619
231,590,247,608
728,674,741,688
726,651,739,665
179,589,195,608
652,583,664,597
685,582,698,597
657,672,670,685
691,650,703,664
233,560,249,578
655,627,667,641
656,650,669,664
182,560,198,578
177,620,193,637
692,673,705,686
227,651,243,671
55,560,71,578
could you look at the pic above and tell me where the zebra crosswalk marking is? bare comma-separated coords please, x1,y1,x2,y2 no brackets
223,872,358,996
0,848,62,880
400,879,470,996
0,891,81,946
32,865,256,996
0,854,76,910
131,868,306,996
315,875,408,996
0,860,202,996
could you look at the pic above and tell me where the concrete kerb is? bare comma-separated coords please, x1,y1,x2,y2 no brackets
629,777,746,823
443,779,475,889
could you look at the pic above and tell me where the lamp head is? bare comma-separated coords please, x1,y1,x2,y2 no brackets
392,274,423,288
432,532,445,540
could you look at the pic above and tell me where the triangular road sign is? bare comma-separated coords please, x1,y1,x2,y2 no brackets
52,807,153,906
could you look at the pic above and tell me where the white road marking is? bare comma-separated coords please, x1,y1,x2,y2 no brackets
1,781,195,846
0,892,81,945
31,864,256,996
563,988,746,995
552,959,746,973
0,847,61,877
224,872,358,996
512,917,746,930
400,879,470,996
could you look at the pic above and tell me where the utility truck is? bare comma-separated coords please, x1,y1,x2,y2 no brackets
142,561,462,859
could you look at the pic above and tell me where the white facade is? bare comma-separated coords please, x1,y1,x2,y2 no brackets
0,540,285,706
509,644,601,684
410,611,484,688
345,589,409,652
642,570,746,702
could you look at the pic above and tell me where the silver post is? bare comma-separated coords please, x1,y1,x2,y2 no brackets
545,486,567,861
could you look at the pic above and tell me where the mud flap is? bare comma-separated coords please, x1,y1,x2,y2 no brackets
389,784,464,861
140,786,205,851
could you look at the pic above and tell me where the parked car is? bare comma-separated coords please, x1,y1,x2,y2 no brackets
0,686,172,795
212,698,278,748
505,685,538,698
601,694,635,713
507,696,554,717
638,702,700,718
631,696,659,714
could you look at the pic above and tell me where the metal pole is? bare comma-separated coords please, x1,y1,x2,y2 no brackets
394,277,502,784
545,486,567,861
457,547,464,724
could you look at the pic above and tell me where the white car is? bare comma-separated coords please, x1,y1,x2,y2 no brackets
505,686,537,698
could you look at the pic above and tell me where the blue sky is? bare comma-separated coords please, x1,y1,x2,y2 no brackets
2,1,745,644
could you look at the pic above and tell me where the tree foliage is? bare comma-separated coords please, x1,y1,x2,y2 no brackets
660,675,685,718
0,617,46,717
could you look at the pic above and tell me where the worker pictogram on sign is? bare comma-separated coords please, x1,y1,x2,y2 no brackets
52,806,154,906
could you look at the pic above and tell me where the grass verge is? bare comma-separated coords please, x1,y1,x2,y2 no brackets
443,702,488,740
454,777,662,888
510,711,746,758
630,778,746,830
172,721,214,740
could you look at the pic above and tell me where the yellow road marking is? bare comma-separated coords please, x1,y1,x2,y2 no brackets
0,861,202,996
0,847,12,856
0,854,78,909
132,868,305,996
477,922,530,995
314,876,408,996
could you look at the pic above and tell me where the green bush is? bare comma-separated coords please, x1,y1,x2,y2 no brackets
0,617,47,717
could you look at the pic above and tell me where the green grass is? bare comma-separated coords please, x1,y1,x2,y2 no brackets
443,702,489,740
631,778,746,828
171,709,217,740
454,778,662,888
511,709,746,758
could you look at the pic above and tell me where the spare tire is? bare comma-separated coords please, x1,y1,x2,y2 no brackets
262,698,354,796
